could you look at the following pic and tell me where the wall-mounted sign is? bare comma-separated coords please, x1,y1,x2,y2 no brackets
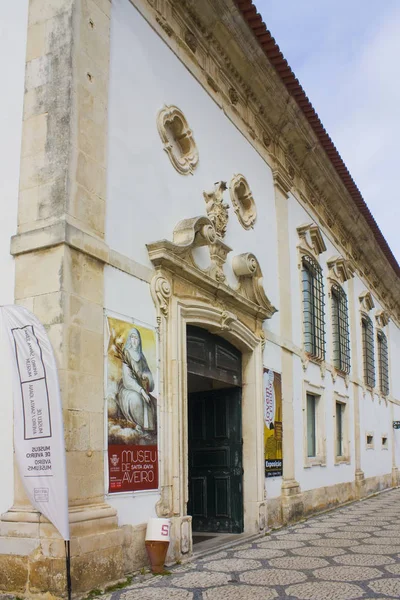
106,316,158,493
393,421,400,430
264,369,283,478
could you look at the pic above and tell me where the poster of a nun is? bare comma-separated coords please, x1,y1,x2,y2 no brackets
106,315,158,492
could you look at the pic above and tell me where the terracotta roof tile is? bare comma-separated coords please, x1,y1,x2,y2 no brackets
235,0,400,277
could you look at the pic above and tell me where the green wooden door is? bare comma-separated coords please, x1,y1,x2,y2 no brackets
188,387,243,533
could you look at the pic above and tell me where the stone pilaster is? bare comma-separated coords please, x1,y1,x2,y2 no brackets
347,277,365,498
273,168,303,523
0,1,125,597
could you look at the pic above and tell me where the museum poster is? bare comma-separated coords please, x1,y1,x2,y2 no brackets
106,316,158,493
264,369,283,477
0,305,70,540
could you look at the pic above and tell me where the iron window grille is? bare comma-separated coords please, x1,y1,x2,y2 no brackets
377,330,389,396
361,315,375,388
302,255,325,360
331,284,351,373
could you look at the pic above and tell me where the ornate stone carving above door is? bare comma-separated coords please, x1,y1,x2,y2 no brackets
147,211,277,322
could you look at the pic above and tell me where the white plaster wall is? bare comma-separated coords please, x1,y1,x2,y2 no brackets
104,266,160,526
0,1,28,515
106,0,400,516
106,0,279,334
360,393,392,479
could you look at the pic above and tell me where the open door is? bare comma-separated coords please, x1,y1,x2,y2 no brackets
187,326,243,534
188,387,243,533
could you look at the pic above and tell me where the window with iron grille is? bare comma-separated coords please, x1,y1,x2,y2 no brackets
302,255,325,360
331,284,350,373
377,330,389,396
361,315,375,388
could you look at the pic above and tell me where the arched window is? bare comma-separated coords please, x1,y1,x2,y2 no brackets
302,255,325,360
331,283,350,373
377,330,389,396
361,315,375,387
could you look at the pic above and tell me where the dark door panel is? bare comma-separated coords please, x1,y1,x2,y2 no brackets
187,326,242,386
188,387,243,533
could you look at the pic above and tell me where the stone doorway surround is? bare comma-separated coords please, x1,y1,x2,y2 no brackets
146,185,277,561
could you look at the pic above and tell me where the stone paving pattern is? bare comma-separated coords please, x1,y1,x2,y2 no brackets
105,489,400,600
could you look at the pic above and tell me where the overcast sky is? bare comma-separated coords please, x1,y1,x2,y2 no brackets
254,0,400,264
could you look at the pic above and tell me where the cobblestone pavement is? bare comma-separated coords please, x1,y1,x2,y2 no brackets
106,489,400,600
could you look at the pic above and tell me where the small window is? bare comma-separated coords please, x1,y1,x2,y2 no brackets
377,331,389,396
336,402,344,457
366,433,374,448
302,255,325,360
382,436,388,449
331,284,350,373
361,315,375,388
307,393,317,457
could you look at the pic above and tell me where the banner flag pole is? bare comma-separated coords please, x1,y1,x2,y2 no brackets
65,540,72,600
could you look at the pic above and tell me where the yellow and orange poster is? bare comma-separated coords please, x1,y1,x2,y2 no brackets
264,369,283,478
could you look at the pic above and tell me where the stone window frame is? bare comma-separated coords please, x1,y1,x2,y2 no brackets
330,282,351,375
366,431,374,450
377,329,389,397
333,391,350,465
156,104,199,175
381,434,389,450
229,173,257,230
301,253,326,362
361,313,375,390
303,381,326,468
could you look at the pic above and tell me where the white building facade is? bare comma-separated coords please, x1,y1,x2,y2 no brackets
1,0,400,596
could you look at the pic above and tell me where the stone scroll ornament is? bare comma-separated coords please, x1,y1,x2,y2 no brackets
146,181,277,322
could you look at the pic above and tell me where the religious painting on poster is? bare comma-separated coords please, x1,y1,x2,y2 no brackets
106,315,158,493
264,369,283,477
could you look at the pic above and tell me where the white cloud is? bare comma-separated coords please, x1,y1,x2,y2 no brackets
255,0,400,263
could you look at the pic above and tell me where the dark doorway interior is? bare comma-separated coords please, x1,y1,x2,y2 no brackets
187,326,243,535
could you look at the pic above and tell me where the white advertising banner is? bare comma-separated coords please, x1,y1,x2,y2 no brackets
0,305,70,540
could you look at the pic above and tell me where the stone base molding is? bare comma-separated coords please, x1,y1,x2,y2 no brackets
165,516,193,564
0,504,124,596
392,468,400,487
267,472,397,530
355,469,366,499
281,479,304,525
